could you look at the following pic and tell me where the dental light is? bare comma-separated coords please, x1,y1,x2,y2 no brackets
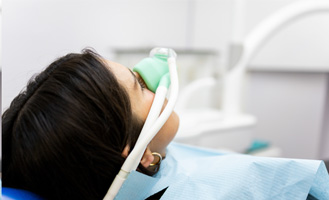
104,48,179,200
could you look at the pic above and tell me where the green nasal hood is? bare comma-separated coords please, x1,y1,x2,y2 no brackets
133,48,175,92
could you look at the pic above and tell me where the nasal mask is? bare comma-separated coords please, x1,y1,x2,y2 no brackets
104,48,179,200
133,48,177,92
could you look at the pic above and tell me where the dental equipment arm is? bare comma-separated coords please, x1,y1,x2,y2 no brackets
104,48,179,200
222,0,329,115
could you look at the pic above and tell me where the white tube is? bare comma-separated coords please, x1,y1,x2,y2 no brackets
104,170,129,200
104,87,168,200
121,87,168,173
136,87,167,143
222,0,329,115
104,50,179,200
122,50,178,173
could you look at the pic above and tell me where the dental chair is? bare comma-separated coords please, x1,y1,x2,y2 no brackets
0,185,321,200
2,187,45,200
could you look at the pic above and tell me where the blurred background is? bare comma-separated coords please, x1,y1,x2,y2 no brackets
1,0,329,162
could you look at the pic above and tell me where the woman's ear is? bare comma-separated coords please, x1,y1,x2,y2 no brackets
121,145,154,168
121,145,130,158
141,147,154,168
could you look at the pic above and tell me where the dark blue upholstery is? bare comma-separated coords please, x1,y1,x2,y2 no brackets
2,187,44,200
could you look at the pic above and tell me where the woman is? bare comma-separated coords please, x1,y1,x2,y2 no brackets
2,49,179,199
3,49,329,200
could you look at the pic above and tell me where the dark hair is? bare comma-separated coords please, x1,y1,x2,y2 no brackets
2,49,146,199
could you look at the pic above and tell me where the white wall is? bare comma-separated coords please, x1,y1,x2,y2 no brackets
246,71,328,159
2,0,192,110
4,0,329,110
0,0,2,69
320,77,329,160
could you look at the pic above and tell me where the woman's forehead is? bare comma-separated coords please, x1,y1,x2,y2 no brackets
104,59,135,88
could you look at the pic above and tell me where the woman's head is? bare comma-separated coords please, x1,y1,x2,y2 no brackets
105,60,179,158
2,49,179,199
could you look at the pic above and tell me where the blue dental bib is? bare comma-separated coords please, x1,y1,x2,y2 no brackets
115,142,329,200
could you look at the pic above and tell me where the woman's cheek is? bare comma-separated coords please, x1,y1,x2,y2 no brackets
140,90,155,121
145,89,155,107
